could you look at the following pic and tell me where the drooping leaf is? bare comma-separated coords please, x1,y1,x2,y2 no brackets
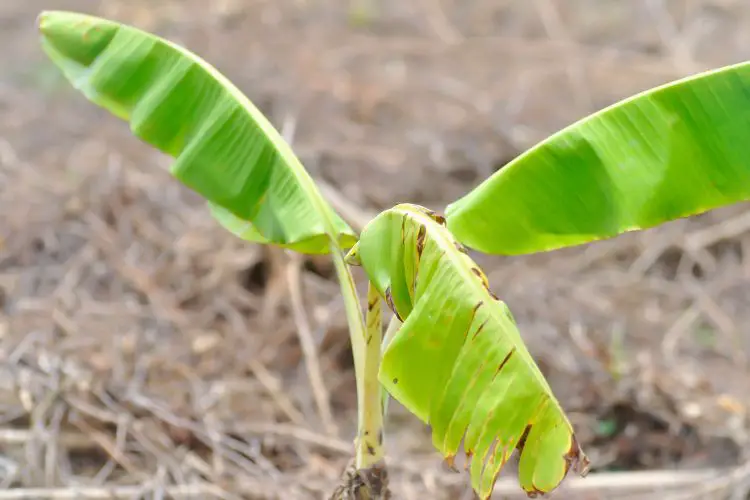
38,10,357,254
346,204,589,498
446,61,750,256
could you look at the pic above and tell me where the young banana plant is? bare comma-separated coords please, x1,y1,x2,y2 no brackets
37,10,750,499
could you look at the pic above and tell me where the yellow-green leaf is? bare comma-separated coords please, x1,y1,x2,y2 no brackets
347,204,589,498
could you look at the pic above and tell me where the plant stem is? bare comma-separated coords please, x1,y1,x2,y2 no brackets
329,246,374,466
357,282,385,468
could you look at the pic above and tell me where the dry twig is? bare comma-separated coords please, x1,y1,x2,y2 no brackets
286,252,338,437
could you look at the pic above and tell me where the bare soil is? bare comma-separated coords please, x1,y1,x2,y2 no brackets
1,0,749,498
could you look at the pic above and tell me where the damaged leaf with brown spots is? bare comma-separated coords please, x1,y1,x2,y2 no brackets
346,204,590,499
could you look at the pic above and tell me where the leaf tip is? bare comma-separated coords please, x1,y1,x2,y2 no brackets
36,11,51,32
36,10,118,68
442,454,459,473
36,10,84,36
565,434,591,478
344,243,362,266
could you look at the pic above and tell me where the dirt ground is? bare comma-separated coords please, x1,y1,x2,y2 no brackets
1,0,750,498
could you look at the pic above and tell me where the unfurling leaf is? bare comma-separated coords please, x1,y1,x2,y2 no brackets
446,61,750,256
348,204,589,498
38,11,356,254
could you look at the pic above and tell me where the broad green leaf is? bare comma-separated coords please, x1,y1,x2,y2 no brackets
446,61,750,256
346,204,589,498
38,11,357,254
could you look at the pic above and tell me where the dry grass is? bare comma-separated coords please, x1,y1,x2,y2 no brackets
1,0,750,498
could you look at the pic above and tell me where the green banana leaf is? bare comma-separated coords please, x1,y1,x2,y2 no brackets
346,204,589,499
446,61,750,256
37,11,357,254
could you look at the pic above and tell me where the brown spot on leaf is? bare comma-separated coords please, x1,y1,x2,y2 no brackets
392,378,398,384
454,240,469,254
367,334,373,345
425,209,447,225
367,296,379,311
384,286,403,322
368,443,376,455
495,348,516,374
516,424,532,453
416,224,426,257
471,319,488,340
470,267,490,289
464,302,485,338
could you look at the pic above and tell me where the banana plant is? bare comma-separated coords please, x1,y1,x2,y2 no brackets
37,10,750,499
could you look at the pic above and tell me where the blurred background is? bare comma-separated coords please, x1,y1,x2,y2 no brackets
1,0,750,498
